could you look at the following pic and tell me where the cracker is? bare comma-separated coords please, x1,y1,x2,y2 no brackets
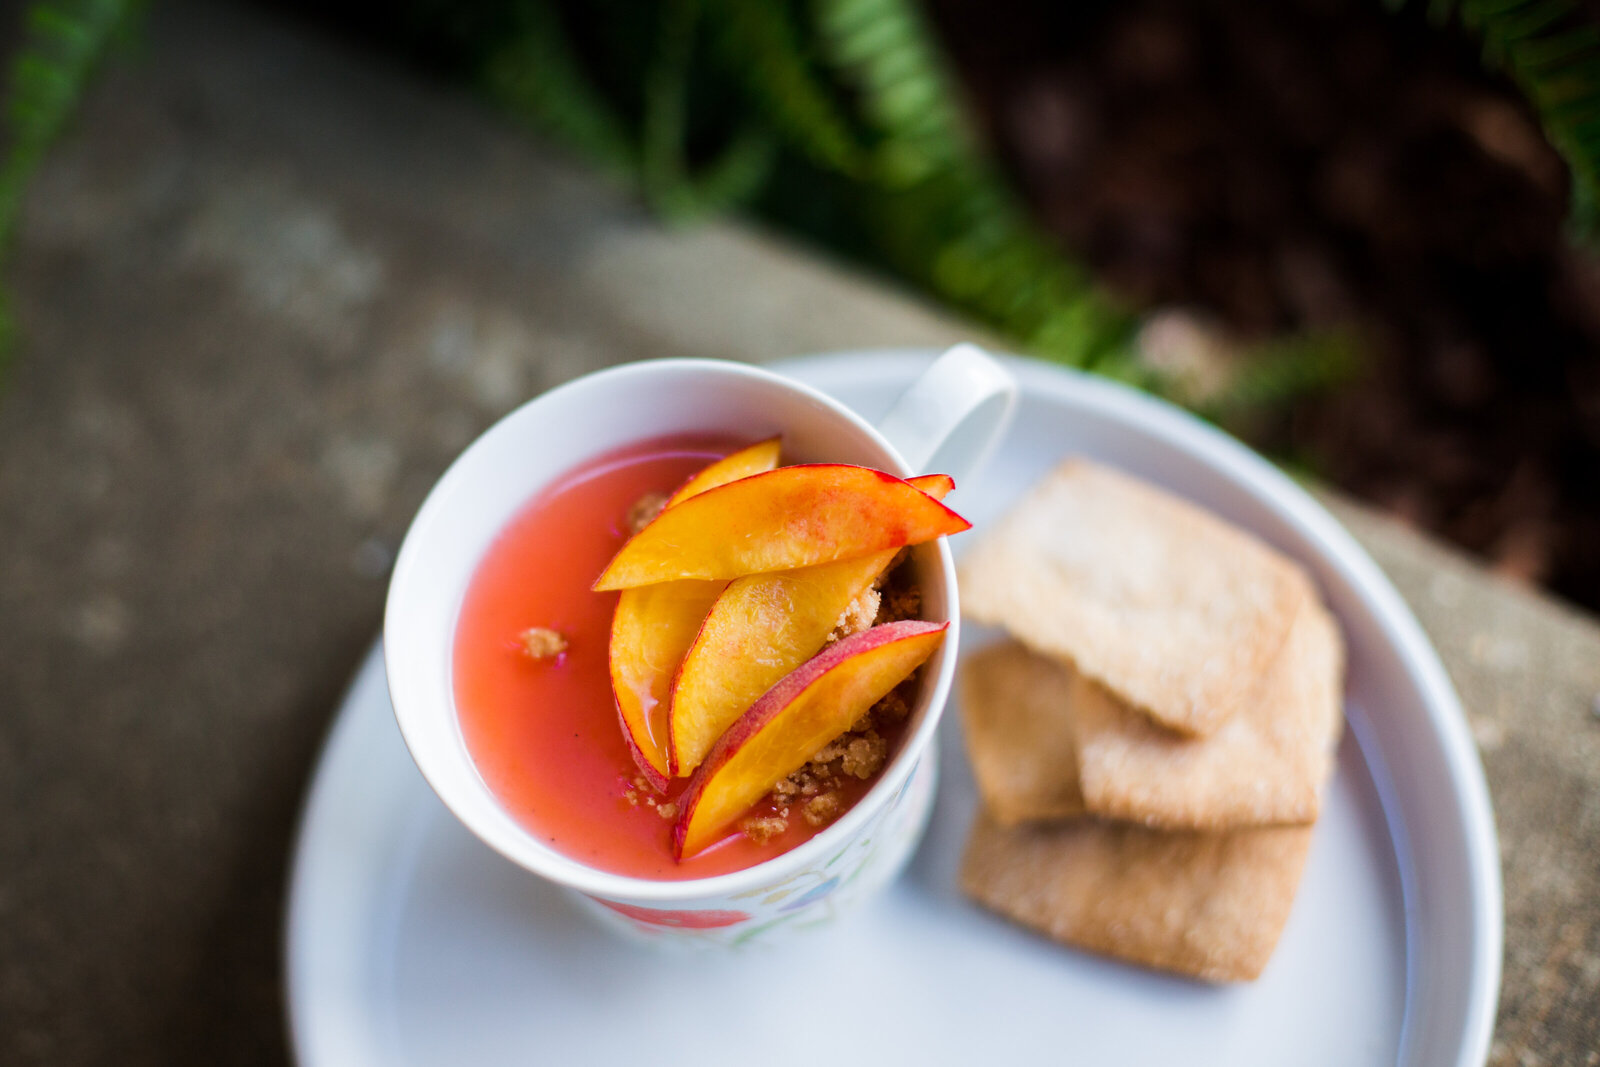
1072,601,1345,829
960,810,1313,982
959,459,1311,737
958,641,1085,825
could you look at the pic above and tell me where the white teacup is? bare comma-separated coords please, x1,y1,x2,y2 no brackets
385,345,1016,946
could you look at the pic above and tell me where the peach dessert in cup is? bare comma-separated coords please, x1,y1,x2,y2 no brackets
387,351,1015,944
453,433,967,879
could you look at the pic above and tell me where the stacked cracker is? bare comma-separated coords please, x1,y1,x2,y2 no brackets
956,459,1344,982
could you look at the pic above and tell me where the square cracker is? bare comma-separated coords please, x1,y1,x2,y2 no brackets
1071,600,1345,830
959,459,1311,737
960,811,1313,982
959,640,1085,825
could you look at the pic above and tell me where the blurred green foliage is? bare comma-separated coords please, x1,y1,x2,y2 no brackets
3,0,1597,410
481,0,1143,370
0,0,141,356
477,0,1351,405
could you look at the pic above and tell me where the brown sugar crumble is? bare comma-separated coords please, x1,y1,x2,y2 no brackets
827,584,881,643
842,733,889,779
741,815,789,844
623,775,681,819
802,794,841,826
879,584,922,624
871,687,912,725
519,627,568,660
625,490,670,534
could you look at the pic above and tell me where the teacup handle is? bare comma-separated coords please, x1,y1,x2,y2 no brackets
875,344,1018,485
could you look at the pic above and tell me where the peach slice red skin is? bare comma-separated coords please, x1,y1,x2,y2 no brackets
617,702,671,793
592,465,970,591
609,438,783,781
667,473,953,776
619,715,670,793
673,619,949,859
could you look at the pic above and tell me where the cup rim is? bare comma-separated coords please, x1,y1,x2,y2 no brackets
384,358,961,903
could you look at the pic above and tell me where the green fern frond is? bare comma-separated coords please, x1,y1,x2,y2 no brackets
816,0,973,184
0,0,137,247
639,0,701,216
811,0,1134,367
640,0,778,222
0,0,140,357
674,125,779,219
484,0,776,221
702,0,870,178
1411,0,1600,240
482,0,637,175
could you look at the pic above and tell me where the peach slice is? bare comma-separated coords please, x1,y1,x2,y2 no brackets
673,620,948,859
610,440,784,782
611,579,728,784
666,436,781,507
668,474,953,775
592,464,970,591
908,472,954,499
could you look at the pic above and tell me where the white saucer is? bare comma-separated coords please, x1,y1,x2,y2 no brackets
286,350,1501,1066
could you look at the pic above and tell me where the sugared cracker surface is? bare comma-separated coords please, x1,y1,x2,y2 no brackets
964,608,1343,831
954,457,1346,982
959,459,1312,737
958,641,1085,825
1071,600,1345,830
960,811,1313,983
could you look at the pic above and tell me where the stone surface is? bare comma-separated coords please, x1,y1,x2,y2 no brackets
1322,498,1600,1067
0,3,1595,1065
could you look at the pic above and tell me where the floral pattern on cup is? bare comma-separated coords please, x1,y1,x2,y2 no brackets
594,900,750,929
